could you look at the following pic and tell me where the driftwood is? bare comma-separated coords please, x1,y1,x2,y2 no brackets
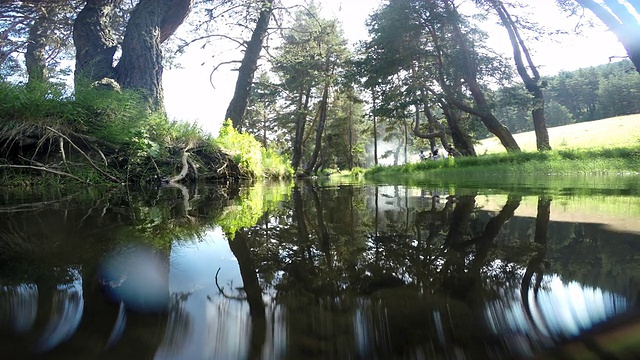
167,145,192,184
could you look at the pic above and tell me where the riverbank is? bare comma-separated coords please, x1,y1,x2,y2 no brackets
365,146,640,179
0,82,292,187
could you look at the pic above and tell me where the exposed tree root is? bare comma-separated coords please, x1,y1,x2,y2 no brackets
0,123,248,187
45,126,122,184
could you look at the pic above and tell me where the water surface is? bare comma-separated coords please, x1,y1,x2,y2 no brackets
2,177,640,359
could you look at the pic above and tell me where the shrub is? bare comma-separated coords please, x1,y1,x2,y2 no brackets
214,119,263,178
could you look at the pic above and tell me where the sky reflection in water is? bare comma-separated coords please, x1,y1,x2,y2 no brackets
2,183,640,359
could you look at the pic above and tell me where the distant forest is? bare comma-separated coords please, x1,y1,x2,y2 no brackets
494,59,640,135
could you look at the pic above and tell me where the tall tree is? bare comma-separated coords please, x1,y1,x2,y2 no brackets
273,6,346,173
304,20,348,174
0,1,78,85
443,0,521,151
25,4,59,86
224,0,274,132
487,0,551,151
363,0,520,154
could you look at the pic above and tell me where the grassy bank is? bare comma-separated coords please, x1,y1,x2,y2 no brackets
368,115,640,179
0,82,292,186
366,146,640,179
477,114,640,154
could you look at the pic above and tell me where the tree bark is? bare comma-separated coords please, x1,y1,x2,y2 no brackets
225,0,274,131
291,88,311,172
159,0,192,43
117,0,172,110
74,0,190,97
412,104,448,149
25,4,56,87
73,0,118,88
372,88,379,166
440,100,476,156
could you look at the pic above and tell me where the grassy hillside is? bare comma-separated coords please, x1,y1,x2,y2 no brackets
476,114,640,154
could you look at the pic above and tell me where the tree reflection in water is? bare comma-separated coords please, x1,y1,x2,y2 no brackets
1,183,640,359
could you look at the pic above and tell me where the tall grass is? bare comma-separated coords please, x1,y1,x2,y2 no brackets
1,82,293,183
0,81,150,145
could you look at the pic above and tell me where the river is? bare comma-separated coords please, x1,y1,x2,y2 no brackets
1,175,640,359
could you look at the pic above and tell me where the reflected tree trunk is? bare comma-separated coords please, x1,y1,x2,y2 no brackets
228,230,266,360
442,194,477,289
469,194,522,274
521,196,551,330
308,183,333,271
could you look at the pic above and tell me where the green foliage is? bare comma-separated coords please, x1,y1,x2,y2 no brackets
214,119,292,178
544,60,637,123
262,147,294,178
545,100,575,127
74,87,149,144
215,119,264,177
215,181,292,239
0,81,149,144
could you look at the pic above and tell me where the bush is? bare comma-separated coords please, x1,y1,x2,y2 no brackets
214,119,292,179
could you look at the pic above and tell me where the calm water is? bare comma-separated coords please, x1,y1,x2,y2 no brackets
2,176,640,359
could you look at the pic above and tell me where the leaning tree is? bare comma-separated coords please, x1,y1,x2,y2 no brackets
557,0,640,74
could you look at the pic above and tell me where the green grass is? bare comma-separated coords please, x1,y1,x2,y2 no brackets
0,82,293,184
366,115,640,179
476,114,640,154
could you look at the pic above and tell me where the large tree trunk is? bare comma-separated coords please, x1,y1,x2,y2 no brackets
25,5,57,87
441,101,476,156
412,104,448,150
73,0,118,88
494,1,551,151
117,0,172,110
225,0,274,131
117,0,191,111
74,0,191,105
372,88,379,166
348,102,354,169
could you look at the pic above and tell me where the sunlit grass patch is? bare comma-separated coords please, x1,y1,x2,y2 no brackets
477,114,640,154
366,146,640,178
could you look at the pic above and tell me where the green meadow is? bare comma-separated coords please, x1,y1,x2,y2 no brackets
476,114,640,154
366,115,640,178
